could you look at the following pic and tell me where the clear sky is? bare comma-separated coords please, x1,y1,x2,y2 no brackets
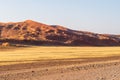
0,0,120,34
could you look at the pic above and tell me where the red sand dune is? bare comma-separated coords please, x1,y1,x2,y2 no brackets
0,20,120,46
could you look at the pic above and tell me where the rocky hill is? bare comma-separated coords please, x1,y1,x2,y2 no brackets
0,20,120,46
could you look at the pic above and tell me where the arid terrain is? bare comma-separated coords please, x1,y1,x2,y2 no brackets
0,20,120,46
0,47,120,80
0,20,120,80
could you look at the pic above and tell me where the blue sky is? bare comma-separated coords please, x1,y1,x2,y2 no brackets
0,0,120,34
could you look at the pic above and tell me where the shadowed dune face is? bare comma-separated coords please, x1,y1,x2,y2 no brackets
0,20,120,46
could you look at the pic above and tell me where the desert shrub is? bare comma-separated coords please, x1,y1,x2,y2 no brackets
1,42,10,47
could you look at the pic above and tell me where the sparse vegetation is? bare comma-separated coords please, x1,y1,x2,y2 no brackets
0,46,120,65
1,42,10,47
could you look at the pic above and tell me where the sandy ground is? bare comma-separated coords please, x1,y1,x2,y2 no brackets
0,57,120,80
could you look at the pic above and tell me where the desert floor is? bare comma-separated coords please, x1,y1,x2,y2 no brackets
0,47,120,80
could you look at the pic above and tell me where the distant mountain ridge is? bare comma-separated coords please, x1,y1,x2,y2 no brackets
0,20,120,46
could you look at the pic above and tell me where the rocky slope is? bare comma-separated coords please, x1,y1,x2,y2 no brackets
0,20,120,46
